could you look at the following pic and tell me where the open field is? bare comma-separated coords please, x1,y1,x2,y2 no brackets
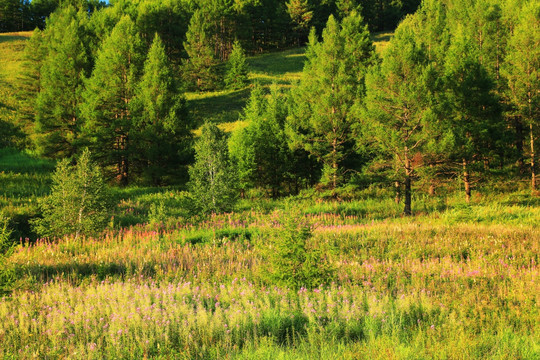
0,202,539,359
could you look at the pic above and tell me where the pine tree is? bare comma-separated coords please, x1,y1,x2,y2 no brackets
16,27,46,147
80,15,145,186
132,33,192,185
503,1,540,192
286,0,313,45
182,9,219,91
224,40,249,90
34,7,90,159
441,27,504,203
229,84,290,198
288,13,375,194
362,15,438,215
189,123,238,214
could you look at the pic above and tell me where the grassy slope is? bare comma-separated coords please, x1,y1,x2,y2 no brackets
0,32,32,127
187,32,393,134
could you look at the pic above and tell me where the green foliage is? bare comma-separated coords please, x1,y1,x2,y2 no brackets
229,84,291,197
182,9,219,91
224,40,249,90
503,1,540,191
362,14,438,215
132,33,193,185
34,6,91,159
188,122,238,214
32,149,112,240
80,15,145,185
288,13,375,192
0,214,13,255
262,212,335,289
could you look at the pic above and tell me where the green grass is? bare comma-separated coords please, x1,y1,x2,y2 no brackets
0,31,32,127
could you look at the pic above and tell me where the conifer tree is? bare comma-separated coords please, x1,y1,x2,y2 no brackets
17,27,46,146
189,123,238,214
132,33,192,185
80,15,145,186
34,7,90,159
229,84,290,197
183,9,218,91
441,27,504,203
286,0,313,45
362,15,438,215
224,40,249,90
503,1,540,192
288,13,375,194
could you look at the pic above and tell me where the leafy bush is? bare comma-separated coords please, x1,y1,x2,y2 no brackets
262,212,335,289
32,149,112,239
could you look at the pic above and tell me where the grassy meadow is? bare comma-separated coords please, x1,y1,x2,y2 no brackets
1,30,539,359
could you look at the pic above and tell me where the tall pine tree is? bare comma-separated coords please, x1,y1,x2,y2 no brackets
80,15,145,186
34,7,90,158
362,15,438,215
503,1,540,192
288,12,375,194
183,9,219,91
132,33,193,185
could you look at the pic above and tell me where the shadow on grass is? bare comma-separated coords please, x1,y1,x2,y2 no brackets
0,34,29,43
188,87,251,127
248,48,306,78
14,261,154,283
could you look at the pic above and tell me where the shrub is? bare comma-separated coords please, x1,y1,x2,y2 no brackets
32,149,112,239
262,211,335,289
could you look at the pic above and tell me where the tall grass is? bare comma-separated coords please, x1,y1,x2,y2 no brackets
1,210,538,358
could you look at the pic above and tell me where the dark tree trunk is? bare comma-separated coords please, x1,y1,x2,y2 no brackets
463,158,471,203
404,159,412,215
531,123,536,192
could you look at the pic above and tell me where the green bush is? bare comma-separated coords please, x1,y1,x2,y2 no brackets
262,212,335,289
32,149,113,240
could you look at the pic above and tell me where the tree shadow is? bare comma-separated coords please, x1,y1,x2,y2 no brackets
188,88,251,127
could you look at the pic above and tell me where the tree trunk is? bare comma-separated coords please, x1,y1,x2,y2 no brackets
429,164,435,196
531,123,536,192
404,160,412,216
463,158,471,203
515,116,525,173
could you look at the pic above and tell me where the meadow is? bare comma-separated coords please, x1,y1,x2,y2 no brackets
0,188,539,359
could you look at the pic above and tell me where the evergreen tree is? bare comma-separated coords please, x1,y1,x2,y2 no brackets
189,123,238,214
229,84,290,198
80,15,145,186
286,0,313,45
503,1,540,192
288,13,375,194
441,27,504,203
224,40,249,90
34,7,90,159
16,27,46,147
132,33,192,185
32,149,112,240
362,15,438,215
183,9,219,91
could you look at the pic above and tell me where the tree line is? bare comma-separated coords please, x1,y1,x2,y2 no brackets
211,0,539,214
2,0,539,219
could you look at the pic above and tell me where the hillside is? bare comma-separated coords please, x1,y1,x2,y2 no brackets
0,32,32,132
